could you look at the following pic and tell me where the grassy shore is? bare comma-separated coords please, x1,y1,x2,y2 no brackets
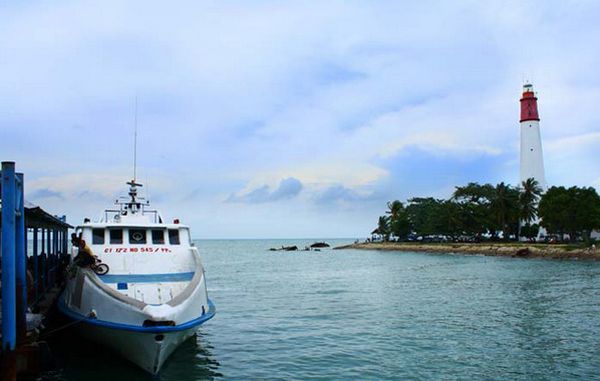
334,241,600,260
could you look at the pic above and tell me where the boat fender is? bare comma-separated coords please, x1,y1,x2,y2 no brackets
143,320,175,327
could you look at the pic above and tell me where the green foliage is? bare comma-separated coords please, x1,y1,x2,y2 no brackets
452,182,495,237
453,182,495,204
378,200,411,240
539,186,600,242
406,197,442,236
489,182,520,240
436,200,464,239
520,223,540,240
390,208,411,240
538,186,569,239
372,215,391,241
374,180,600,243
519,178,542,224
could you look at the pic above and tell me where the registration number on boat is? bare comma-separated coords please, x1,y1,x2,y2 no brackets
103,247,172,253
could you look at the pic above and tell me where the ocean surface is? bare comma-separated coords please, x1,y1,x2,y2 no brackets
43,239,600,380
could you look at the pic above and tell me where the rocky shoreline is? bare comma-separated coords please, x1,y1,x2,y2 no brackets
334,242,600,260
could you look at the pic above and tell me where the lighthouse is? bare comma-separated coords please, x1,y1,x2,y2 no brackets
519,83,547,190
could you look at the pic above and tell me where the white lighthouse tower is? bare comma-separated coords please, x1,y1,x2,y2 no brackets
519,83,547,190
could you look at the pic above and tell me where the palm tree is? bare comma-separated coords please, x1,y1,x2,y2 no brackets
386,200,403,221
519,177,543,224
374,215,391,241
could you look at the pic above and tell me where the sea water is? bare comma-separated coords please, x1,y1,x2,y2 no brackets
43,239,600,380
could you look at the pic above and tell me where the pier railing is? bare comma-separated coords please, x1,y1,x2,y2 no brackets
1,161,72,380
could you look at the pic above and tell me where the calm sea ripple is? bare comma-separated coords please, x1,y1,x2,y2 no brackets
43,239,600,380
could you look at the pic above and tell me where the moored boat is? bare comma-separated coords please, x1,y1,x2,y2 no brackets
58,180,215,374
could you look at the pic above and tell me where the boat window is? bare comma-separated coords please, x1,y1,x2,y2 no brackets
152,229,165,244
129,229,147,244
110,229,123,244
168,229,180,245
92,228,105,245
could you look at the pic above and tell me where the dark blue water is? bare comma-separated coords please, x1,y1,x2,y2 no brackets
44,239,600,380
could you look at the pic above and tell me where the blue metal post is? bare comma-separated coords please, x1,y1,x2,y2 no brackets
15,173,26,343
62,221,68,254
53,229,58,257
62,229,66,254
46,228,51,285
33,227,39,302
1,161,17,351
41,228,46,291
53,229,58,286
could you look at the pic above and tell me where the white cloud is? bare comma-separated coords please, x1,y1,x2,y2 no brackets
1,1,599,237
227,177,303,203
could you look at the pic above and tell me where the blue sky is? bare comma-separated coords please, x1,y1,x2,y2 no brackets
1,1,599,238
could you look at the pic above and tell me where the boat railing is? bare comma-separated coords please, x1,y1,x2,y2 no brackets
102,208,162,223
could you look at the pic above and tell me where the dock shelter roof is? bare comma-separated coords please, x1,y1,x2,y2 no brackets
0,200,72,229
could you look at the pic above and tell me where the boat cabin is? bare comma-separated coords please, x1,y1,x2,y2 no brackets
70,180,200,304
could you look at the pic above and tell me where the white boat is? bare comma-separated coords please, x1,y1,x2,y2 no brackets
58,180,215,374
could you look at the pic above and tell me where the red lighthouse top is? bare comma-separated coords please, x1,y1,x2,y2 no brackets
520,83,540,122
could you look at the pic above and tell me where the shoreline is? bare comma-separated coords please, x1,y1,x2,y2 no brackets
334,242,600,260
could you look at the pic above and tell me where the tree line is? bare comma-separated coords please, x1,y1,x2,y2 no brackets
373,179,600,243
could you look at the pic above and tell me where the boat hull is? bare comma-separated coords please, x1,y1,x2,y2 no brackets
74,321,196,373
58,297,216,374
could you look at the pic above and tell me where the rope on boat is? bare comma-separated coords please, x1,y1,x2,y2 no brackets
40,311,95,338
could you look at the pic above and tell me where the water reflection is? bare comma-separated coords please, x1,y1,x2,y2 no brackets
41,327,156,381
40,328,221,381
160,331,222,380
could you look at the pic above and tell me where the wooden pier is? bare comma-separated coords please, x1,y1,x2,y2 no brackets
1,161,72,380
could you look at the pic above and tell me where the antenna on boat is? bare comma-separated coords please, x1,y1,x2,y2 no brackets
125,96,143,209
133,96,138,182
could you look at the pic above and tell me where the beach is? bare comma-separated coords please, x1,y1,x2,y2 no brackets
335,241,600,260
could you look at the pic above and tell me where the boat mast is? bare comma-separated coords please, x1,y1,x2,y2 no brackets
133,96,138,182
127,96,143,213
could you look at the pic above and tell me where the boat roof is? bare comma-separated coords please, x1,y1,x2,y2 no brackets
79,222,189,229
79,180,189,230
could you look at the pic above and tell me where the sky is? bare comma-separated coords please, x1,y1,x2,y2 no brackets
1,1,599,238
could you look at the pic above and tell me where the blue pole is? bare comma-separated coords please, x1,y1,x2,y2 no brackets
41,228,46,291
15,173,26,343
1,161,17,351
52,229,57,285
62,229,66,254
46,228,51,285
54,229,58,256
33,227,38,302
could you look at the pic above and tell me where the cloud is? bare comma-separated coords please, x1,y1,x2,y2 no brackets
27,173,129,199
1,1,599,237
227,177,303,204
27,188,64,200
314,184,373,205
545,131,600,153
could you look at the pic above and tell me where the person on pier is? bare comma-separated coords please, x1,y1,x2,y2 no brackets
71,233,95,268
